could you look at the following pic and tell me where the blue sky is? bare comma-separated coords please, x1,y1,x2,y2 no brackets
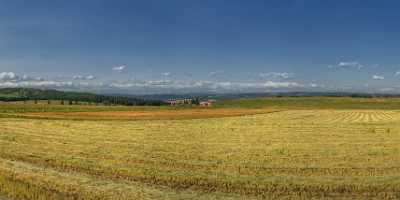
1,0,400,94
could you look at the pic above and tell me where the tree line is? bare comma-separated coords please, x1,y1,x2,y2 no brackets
0,88,166,106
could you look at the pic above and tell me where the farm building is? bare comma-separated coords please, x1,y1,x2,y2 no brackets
199,99,216,107
167,98,193,106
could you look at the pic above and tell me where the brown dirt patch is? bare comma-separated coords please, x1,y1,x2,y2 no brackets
4,108,281,120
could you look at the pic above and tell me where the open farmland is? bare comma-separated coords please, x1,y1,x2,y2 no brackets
2,108,280,121
1,98,400,199
216,96,400,110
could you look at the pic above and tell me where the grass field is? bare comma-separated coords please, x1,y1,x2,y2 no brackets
1,97,400,199
0,101,171,113
217,96,400,109
4,97,400,113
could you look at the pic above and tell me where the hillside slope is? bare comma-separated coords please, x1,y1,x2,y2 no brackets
0,88,165,106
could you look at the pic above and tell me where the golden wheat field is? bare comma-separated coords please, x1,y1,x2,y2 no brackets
1,108,400,199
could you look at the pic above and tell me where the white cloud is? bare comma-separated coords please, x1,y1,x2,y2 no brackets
107,79,305,92
379,88,394,92
26,76,45,81
372,75,384,80
0,72,19,81
0,81,74,88
161,72,171,76
0,72,45,82
259,72,293,79
0,72,323,94
73,75,96,80
263,81,301,88
395,71,400,77
209,70,225,77
0,72,83,89
309,83,325,88
330,61,363,69
338,62,363,69
86,75,95,80
112,65,126,72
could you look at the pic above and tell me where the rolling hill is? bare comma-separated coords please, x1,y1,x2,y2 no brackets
0,88,166,106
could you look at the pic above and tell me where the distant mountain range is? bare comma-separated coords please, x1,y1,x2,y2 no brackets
123,91,400,101
1,88,399,105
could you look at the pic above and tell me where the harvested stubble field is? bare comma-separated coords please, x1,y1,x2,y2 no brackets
3,108,279,121
1,100,400,199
